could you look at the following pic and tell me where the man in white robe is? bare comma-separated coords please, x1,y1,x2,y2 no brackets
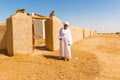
58,22,72,61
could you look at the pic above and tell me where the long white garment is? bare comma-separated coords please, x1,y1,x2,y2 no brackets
58,28,72,59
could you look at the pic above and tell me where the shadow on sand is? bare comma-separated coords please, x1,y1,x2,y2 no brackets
35,46,50,51
43,55,60,60
0,49,9,56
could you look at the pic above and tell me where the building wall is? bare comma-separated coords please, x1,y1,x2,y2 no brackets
45,16,63,50
45,16,97,51
45,18,53,50
6,12,33,55
52,16,63,50
90,30,94,36
6,18,13,56
0,14,97,53
83,29,91,38
70,26,83,42
0,23,7,49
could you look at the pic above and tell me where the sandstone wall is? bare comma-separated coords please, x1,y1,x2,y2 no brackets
45,16,63,50
90,30,94,36
46,16,98,50
6,12,33,56
0,9,98,56
52,16,63,50
45,18,53,50
0,23,7,49
69,26,83,42
45,16,97,51
83,29,91,38
1,14,97,52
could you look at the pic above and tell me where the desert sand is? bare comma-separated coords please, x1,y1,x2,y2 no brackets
0,34,120,80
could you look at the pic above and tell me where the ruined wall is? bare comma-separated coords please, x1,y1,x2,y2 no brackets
90,30,94,36
90,30,93,36
70,26,83,42
45,16,97,51
2,13,97,53
6,12,33,55
0,23,7,49
83,29,91,38
52,16,63,50
0,9,98,55
45,18,53,50
6,18,13,56
45,16,63,50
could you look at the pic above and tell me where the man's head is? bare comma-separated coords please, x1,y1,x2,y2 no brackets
63,21,69,29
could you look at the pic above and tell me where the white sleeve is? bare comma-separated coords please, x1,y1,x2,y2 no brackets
58,28,63,39
68,29,73,45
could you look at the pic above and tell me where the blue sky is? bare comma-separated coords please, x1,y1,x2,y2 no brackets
0,0,120,33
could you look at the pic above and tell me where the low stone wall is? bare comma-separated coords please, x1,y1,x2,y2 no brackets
0,23,7,49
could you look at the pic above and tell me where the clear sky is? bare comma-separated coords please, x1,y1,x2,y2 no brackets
0,0,120,33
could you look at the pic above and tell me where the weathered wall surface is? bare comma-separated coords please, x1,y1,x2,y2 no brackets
45,16,97,51
70,26,83,42
0,14,97,52
83,29,91,38
33,19,45,39
6,18,13,56
0,23,7,49
90,30,94,36
45,18,53,50
52,16,63,50
45,16,63,50
6,12,33,55
92,30,97,36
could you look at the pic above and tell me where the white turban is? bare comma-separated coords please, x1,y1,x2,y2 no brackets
63,21,69,25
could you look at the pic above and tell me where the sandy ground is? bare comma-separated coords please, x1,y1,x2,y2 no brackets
0,34,120,80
